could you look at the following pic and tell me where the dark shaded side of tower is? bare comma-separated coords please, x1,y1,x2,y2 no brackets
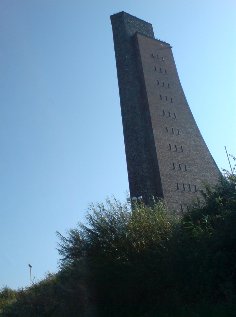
110,11,220,211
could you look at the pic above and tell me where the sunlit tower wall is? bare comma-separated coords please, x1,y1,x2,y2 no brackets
110,11,220,211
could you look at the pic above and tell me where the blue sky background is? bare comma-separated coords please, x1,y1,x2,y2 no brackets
0,0,235,289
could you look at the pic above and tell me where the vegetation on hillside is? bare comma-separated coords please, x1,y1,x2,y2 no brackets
1,160,236,316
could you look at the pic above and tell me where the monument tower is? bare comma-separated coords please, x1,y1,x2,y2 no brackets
110,12,220,211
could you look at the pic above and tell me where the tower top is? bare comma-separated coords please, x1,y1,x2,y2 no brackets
110,11,155,39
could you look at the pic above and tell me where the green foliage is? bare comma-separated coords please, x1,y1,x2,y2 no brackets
0,273,86,317
57,199,176,315
0,287,17,314
56,173,236,316
2,163,236,316
176,173,236,304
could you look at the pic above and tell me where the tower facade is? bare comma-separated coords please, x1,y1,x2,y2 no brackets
110,12,220,211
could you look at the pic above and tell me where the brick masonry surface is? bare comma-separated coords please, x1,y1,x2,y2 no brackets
110,11,220,212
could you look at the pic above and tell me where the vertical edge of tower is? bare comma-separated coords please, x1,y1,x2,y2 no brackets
110,12,164,203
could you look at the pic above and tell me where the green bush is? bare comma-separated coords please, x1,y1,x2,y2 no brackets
0,273,85,317
2,165,236,316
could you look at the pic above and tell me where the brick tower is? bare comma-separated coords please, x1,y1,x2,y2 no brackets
110,12,220,211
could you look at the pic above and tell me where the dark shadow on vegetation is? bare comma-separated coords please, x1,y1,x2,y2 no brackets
1,160,236,316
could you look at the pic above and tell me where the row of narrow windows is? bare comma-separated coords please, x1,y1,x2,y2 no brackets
162,110,176,119
160,95,173,102
157,80,170,88
154,66,167,74
165,127,180,135
176,183,197,192
168,144,183,152
172,163,187,171
151,53,165,61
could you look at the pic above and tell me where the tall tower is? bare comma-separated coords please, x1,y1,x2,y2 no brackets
110,12,220,211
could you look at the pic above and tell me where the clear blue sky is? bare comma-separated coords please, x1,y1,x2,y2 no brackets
0,0,235,289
